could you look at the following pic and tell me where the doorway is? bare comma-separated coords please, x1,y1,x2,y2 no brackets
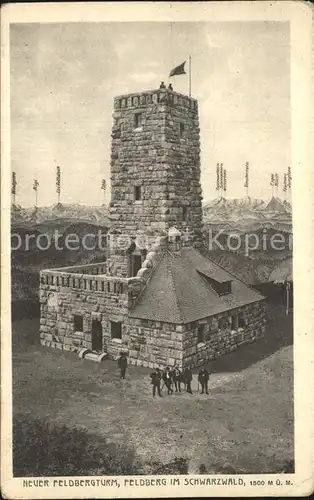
92,320,103,352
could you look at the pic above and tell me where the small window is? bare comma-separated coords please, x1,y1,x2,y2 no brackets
238,312,246,328
73,314,83,332
134,185,142,201
179,122,185,137
231,315,238,330
134,112,143,129
197,324,205,343
182,206,188,221
218,318,225,330
111,321,122,339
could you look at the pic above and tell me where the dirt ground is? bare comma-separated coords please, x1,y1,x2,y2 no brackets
12,302,293,474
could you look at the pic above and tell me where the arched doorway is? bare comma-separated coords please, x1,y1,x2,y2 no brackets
92,320,103,352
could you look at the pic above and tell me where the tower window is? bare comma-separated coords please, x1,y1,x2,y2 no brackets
134,185,142,201
179,122,185,137
134,112,143,129
182,206,188,221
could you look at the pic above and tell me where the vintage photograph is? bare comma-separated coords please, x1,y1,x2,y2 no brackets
2,2,313,498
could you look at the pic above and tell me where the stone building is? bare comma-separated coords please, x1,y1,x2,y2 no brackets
39,86,266,368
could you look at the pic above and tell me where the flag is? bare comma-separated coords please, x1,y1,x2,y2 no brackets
33,179,39,191
101,179,106,191
169,61,186,77
275,173,279,187
270,173,274,186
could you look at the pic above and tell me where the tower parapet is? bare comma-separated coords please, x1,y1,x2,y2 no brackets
114,88,198,113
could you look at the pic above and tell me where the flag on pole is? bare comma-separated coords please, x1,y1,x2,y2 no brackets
169,61,186,77
33,179,39,191
101,179,106,191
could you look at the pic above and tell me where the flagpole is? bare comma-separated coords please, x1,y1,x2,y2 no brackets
189,55,191,97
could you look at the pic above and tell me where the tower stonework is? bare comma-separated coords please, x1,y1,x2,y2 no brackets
108,88,203,277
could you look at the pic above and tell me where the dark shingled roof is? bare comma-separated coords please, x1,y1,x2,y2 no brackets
129,247,265,324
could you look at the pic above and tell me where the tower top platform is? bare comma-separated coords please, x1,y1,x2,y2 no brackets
114,88,198,113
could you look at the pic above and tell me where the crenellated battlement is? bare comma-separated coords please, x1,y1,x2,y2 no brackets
114,88,198,113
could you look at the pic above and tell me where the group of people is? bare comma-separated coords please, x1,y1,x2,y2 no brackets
150,365,210,397
160,81,173,91
117,354,210,397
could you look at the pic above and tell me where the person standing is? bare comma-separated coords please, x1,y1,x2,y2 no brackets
117,352,127,379
150,368,162,397
198,366,209,394
172,365,182,392
162,366,173,395
184,366,193,394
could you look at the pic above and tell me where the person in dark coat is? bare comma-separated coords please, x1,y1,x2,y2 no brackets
183,366,193,394
150,368,162,397
159,81,166,89
117,352,127,379
198,366,209,394
168,83,173,91
162,366,173,395
172,365,182,392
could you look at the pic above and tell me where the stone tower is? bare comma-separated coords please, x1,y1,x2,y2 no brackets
108,87,203,277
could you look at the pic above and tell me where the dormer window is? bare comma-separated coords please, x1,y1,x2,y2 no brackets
197,269,232,296
134,112,143,129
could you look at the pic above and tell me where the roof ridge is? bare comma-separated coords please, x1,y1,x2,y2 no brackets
165,251,184,323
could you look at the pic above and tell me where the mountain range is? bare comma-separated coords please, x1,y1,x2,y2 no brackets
11,197,291,232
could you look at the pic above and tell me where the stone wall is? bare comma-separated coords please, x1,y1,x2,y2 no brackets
39,270,142,358
125,300,267,370
182,300,267,368
125,318,184,368
108,88,203,277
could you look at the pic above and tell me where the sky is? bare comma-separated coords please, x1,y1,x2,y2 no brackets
10,21,290,206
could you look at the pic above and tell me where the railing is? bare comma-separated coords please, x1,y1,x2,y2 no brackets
47,262,107,275
40,267,142,295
